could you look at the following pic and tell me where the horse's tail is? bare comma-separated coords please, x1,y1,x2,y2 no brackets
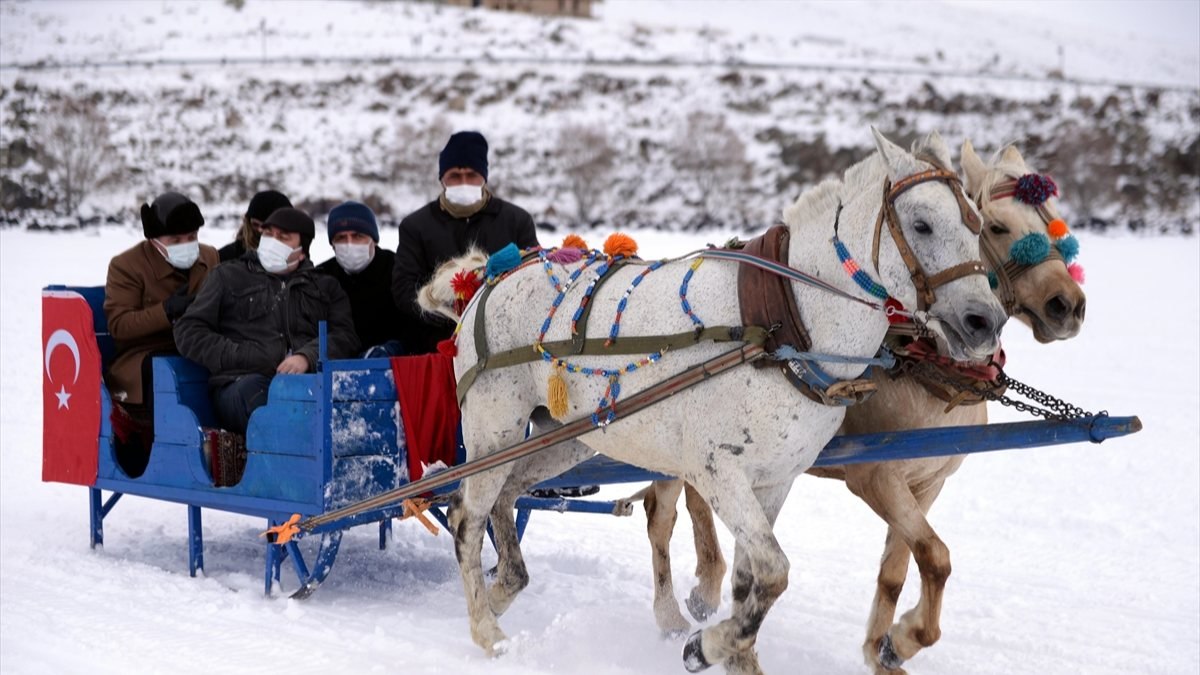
417,247,489,322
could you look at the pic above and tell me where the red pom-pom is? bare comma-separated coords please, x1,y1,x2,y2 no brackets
562,234,589,250
603,233,638,258
1067,262,1085,284
1047,219,1069,239
437,338,458,357
451,269,483,302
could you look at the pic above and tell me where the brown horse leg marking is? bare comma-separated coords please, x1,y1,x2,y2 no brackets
889,480,951,663
684,481,726,622
646,479,691,635
863,528,912,672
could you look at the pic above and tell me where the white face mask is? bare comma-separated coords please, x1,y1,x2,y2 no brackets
334,242,374,274
159,240,200,269
257,235,300,274
445,184,484,206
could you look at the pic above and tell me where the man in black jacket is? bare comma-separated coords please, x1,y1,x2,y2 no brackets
391,130,540,354
317,200,405,356
175,207,359,433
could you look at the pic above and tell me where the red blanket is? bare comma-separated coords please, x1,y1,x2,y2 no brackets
390,354,461,481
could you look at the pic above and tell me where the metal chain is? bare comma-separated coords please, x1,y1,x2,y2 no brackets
901,358,1104,422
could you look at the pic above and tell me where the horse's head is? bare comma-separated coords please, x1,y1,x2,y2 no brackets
961,141,1086,343
871,128,1006,362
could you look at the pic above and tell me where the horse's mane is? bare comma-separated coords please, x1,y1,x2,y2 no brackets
973,144,1029,203
782,151,886,229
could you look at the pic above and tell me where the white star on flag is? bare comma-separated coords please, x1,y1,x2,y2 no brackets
55,385,71,410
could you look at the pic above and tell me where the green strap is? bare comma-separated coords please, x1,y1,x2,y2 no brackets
570,259,630,355
456,325,769,404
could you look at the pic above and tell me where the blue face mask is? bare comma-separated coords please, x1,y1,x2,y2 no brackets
159,240,200,269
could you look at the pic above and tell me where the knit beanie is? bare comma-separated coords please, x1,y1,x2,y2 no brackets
263,207,315,254
245,190,292,222
438,131,489,182
141,191,204,239
326,201,379,243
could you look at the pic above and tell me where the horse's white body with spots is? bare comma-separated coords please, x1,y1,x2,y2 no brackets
422,129,1006,674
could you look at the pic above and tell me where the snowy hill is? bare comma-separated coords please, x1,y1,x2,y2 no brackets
0,0,1197,233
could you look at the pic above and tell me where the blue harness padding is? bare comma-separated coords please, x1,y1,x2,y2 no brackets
771,345,896,407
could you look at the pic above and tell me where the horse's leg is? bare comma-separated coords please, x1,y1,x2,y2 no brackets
452,420,530,655
862,528,913,675
645,478,690,636
880,478,951,672
683,477,791,675
684,481,726,622
853,469,950,673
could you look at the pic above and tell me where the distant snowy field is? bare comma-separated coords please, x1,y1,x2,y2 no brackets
1,225,1197,675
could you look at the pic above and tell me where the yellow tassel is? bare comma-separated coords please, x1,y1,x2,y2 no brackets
547,368,569,420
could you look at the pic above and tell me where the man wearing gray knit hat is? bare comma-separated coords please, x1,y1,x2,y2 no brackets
391,130,540,354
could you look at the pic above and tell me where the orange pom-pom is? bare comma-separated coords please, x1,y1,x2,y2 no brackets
603,233,638,258
561,234,589,250
1047,219,1069,239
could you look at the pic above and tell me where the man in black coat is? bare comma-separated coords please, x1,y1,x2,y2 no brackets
317,201,406,356
391,130,540,354
175,207,359,433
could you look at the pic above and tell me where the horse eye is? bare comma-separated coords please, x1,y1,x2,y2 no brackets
989,223,1010,235
913,220,932,235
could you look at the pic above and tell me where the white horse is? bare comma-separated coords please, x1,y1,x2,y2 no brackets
637,140,1087,674
421,128,1006,674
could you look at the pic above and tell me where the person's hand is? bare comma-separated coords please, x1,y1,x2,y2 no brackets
276,353,310,374
163,283,195,322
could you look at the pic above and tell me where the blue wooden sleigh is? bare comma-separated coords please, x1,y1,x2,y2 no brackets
41,285,1142,600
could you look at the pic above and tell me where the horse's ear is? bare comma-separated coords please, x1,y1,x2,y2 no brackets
871,126,920,182
961,139,988,195
914,131,953,170
1000,144,1026,168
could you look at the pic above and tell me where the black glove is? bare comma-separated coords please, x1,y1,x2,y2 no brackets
163,283,195,322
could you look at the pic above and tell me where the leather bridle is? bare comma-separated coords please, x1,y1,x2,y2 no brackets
977,177,1066,316
869,167,987,312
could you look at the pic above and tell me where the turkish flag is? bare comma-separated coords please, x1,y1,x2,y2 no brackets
42,290,102,486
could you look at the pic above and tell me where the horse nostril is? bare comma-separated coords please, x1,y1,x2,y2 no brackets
1074,298,1087,321
965,313,992,335
1045,295,1070,321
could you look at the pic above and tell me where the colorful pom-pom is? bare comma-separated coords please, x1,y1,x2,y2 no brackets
884,297,908,324
603,233,638,258
437,338,458,357
1047,218,1069,239
451,269,483,301
1055,234,1080,263
546,247,584,264
562,234,589,250
485,243,522,278
1013,173,1059,205
1009,232,1051,266
987,270,999,289
1067,262,1086,284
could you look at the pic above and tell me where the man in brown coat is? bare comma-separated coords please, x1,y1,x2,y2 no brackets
104,191,218,471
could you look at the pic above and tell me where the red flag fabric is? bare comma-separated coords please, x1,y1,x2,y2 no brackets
389,353,461,482
42,290,102,485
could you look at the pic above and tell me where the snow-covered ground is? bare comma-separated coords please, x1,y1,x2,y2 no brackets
1,225,1197,674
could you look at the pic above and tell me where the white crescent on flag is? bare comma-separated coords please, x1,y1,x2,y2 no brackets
44,329,81,385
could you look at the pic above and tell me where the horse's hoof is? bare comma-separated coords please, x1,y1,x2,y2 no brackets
685,588,717,622
878,634,906,671
682,630,712,672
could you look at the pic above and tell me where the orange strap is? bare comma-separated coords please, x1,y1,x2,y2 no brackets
401,498,439,536
261,514,302,545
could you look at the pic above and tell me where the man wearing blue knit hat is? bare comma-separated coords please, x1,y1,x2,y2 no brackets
318,200,406,357
391,130,540,354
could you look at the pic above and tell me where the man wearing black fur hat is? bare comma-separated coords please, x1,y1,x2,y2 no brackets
104,191,218,473
175,207,359,434
391,130,540,354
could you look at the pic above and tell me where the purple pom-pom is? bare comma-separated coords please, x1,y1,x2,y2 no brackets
546,247,584,264
1013,174,1059,205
